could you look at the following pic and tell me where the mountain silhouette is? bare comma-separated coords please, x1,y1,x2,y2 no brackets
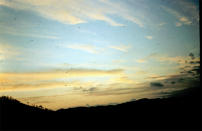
0,86,201,130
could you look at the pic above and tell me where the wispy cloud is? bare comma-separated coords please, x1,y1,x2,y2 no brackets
0,0,145,27
158,22,166,26
99,0,144,27
112,59,126,64
161,1,199,27
174,0,199,23
139,53,199,64
0,68,124,80
109,44,131,52
1,31,60,39
145,36,153,40
0,68,124,92
0,25,60,39
179,17,192,25
175,22,182,27
142,53,200,81
135,53,200,77
150,54,199,65
108,76,136,85
63,44,102,54
0,43,20,60
0,0,121,26
136,59,147,63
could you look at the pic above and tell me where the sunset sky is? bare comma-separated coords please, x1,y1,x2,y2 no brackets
0,0,200,110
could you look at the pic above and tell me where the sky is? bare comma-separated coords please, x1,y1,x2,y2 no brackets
0,0,200,110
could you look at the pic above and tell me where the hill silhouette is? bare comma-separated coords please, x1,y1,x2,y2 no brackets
0,86,201,130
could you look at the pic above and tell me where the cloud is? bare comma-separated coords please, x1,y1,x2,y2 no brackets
147,74,172,81
64,44,101,54
123,15,144,27
109,76,136,85
81,87,98,93
65,68,124,77
178,54,200,78
136,59,147,63
146,53,197,64
135,71,147,75
0,68,123,86
1,0,198,29
109,44,131,52
0,68,124,80
3,31,60,39
112,59,126,64
179,17,192,25
189,53,195,60
162,6,191,26
86,13,124,26
147,61,200,87
174,0,199,23
175,22,182,27
99,0,144,27
144,53,200,89
83,86,144,96
161,2,199,27
158,22,166,26
145,36,153,40
170,81,176,84
0,81,68,92
155,56,186,64
0,24,60,40
150,82,164,87
0,43,20,60
135,53,198,66
145,53,200,78
0,0,146,27
0,68,124,92
0,0,122,26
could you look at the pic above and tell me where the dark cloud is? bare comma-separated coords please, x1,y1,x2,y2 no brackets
179,53,200,78
178,78,184,82
189,61,197,64
163,76,185,84
171,81,176,84
189,53,195,60
150,82,164,87
73,87,98,93
191,66,200,75
74,87,83,90
83,87,97,92
85,87,145,96
181,65,200,78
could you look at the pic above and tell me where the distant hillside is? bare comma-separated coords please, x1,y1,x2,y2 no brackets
0,86,201,130
0,96,52,112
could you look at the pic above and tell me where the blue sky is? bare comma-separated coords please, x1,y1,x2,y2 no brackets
0,0,200,110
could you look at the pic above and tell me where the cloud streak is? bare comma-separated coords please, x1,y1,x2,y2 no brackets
145,36,153,40
0,0,145,27
0,24,60,40
0,43,20,60
109,44,131,52
0,68,124,92
150,82,164,87
0,68,124,80
136,59,147,63
161,1,199,27
139,53,200,65
64,44,101,54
